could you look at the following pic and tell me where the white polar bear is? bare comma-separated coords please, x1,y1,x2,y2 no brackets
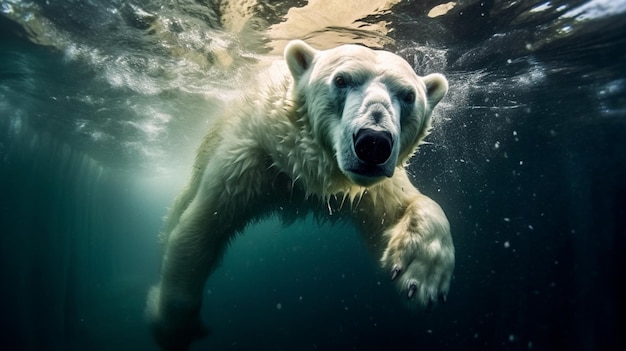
147,40,455,350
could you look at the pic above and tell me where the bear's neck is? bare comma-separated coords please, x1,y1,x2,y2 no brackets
262,107,358,198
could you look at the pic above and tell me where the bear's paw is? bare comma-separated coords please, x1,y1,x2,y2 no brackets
146,286,210,350
381,198,454,308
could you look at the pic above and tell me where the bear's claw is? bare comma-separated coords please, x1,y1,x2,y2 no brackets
407,281,417,299
391,265,402,280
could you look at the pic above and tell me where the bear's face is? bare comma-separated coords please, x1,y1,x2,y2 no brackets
285,41,448,187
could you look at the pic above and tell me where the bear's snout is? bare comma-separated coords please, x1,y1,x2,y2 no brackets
353,129,393,165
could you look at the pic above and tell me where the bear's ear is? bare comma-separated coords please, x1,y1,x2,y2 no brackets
423,73,449,110
285,40,317,80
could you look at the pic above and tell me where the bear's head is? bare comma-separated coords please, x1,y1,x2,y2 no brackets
285,40,448,187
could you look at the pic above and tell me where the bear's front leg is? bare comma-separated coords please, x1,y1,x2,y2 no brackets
146,205,220,350
146,144,269,350
147,187,239,350
380,189,455,307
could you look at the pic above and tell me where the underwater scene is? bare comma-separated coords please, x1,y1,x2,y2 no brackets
1,0,625,350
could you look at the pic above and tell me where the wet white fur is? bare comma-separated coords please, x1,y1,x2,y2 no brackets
146,40,455,350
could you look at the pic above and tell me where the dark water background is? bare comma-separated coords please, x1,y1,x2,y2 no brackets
1,0,625,350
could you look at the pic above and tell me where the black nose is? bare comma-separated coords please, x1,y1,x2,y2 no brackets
354,129,393,165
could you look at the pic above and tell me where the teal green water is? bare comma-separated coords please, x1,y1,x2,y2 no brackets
1,1,625,350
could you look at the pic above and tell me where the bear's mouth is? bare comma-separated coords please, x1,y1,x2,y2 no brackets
343,164,393,187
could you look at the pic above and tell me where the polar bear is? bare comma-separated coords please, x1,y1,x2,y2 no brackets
147,40,454,350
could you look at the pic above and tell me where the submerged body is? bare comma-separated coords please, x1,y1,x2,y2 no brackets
147,40,455,350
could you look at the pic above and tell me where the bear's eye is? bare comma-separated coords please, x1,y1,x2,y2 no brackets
334,75,347,88
403,91,416,104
